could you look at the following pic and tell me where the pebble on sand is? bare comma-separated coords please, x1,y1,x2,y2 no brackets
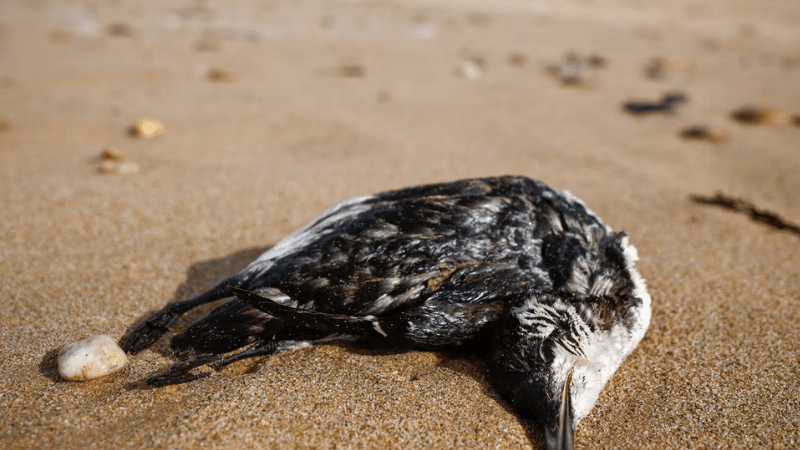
508,53,527,66
58,335,127,381
662,92,689,104
730,107,791,125
623,91,689,116
680,125,729,144
97,148,139,174
208,68,236,82
100,148,127,161
585,54,607,69
338,63,366,78
0,121,9,133
130,118,164,139
107,23,134,37
456,58,483,80
548,52,603,87
644,58,667,80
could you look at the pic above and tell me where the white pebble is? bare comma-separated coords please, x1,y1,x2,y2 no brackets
456,60,483,80
58,335,127,381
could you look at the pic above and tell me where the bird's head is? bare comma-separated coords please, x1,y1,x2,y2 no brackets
490,292,621,450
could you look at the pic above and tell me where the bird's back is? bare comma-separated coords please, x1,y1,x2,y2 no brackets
235,176,611,317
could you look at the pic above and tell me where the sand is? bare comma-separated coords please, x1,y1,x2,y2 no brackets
1,0,799,448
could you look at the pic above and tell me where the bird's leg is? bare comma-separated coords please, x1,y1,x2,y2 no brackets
121,278,244,354
210,340,280,370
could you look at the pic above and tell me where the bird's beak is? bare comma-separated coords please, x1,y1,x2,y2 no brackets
544,368,575,450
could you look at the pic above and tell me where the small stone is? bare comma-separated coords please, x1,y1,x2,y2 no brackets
208,68,236,82
108,23,134,37
130,118,164,139
0,121,9,133
730,107,791,125
623,101,673,116
339,63,365,78
508,53,527,66
623,92,688,116
100,148,127,161
586,54,607,69
680,125,728,144
662,92,689,104
97,148,138,174
58,335,127,381
644,58,666,79
548,53,594,87
456,59,483,80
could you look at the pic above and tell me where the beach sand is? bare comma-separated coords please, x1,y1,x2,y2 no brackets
1,0,799,448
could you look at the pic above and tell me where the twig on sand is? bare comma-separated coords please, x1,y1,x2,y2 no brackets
690,193,800,237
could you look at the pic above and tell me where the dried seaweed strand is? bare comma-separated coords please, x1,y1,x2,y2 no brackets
691,193,800,236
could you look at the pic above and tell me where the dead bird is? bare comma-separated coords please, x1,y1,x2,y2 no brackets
121,176,651,450
624,91,689,116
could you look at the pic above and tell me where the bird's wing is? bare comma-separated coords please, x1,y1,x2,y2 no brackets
170,260,540,357
239,179,553,316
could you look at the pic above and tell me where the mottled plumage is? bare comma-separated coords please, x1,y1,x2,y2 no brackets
121,176,651,450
